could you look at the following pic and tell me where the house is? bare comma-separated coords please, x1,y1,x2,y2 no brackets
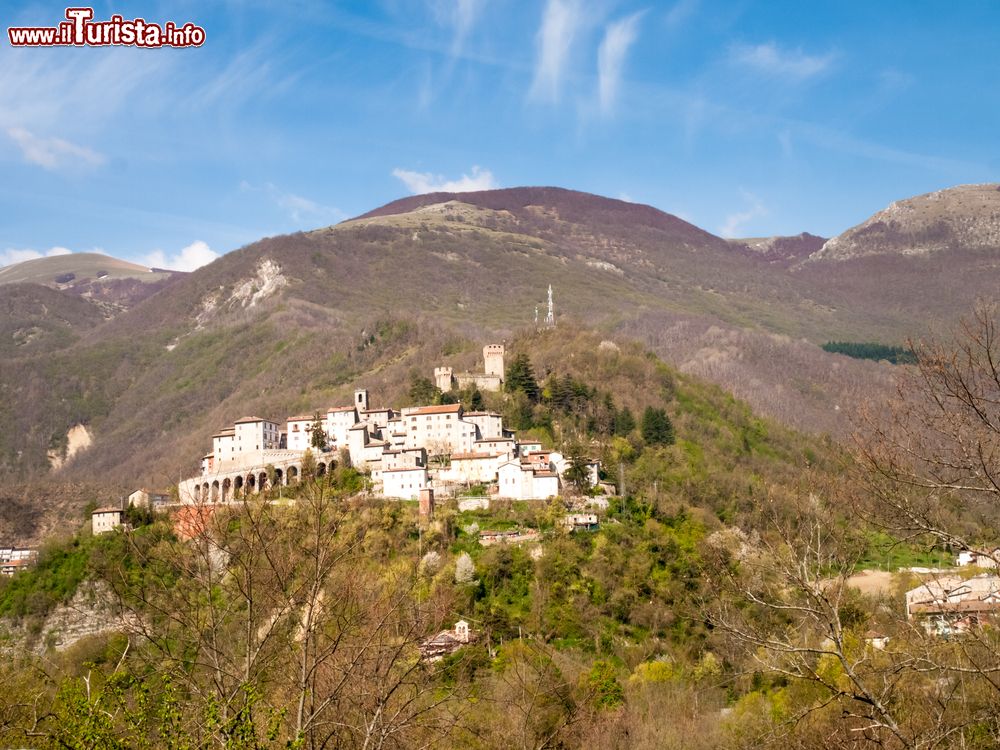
128,488,170,509
0,547,38,576
906,574,1000,634
479,528,542,546
497,459,560,500
92,507,125,535
464,411,504,439
561,513,599,532
956,549,1000,568
446,452,504,485
382,467,430,500
286,414,319,452
419,620,476,661
233,417,281,453
401,403,478,455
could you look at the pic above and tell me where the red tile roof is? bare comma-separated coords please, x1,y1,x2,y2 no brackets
234,416,276,424
408,404,463,416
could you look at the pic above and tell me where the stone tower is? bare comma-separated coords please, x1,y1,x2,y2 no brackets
354,389,369,412
483,344,505,378
434,366,453,393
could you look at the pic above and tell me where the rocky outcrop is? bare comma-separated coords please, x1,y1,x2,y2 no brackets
809,184,1000,261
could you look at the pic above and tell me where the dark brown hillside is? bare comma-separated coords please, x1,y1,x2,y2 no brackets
354,186,729,249
0,283,105,357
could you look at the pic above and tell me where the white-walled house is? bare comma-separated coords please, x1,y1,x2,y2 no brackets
325,406,358,448
402,404,478,455
212,428,235,465
234,417,281,453
286,415,318,452
497,460,560,500
445,452,504,484
92,507,124,535
382,467,430,499
464,411,504,439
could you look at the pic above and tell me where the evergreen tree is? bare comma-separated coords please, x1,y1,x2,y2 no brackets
468,388,485,411
408,374,441,405
310,414,328,450
505,353,540,402
614,407,636,436
564,443,592,493
641,406,675,446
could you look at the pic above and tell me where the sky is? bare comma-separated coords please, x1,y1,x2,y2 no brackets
1,0,998,270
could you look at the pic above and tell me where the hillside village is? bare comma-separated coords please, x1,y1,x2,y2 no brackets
178,344,601,504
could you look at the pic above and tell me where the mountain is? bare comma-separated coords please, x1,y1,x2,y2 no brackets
1,185,996,533
0,252,181,320
809,183,1000,261
729,232,827,264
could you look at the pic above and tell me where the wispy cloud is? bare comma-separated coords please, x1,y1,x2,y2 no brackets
597,12,643,115
729,42,835,80
0,245,73,268
530,0,583,103
430,0,485,56
7,127,104,170
143,241,218,272
392,165,498,194
240,182,346,223
719,190,767,237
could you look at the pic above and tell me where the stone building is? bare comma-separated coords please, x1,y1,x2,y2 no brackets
435,344,505,393
92,507,124,535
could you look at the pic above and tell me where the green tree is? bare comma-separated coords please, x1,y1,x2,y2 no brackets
309,414,327,451
505,353,540,402
563,443,592,494
408,374,441,405
613,406,636,436
641,406,675,446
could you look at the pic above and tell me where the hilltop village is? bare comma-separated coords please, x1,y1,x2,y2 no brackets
178,343,600,504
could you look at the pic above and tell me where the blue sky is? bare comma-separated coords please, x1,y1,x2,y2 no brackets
1,1,998,270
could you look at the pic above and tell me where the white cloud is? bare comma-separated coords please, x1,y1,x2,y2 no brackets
0,245,74,267
729,42,834,80
7,127,104,170
530,0,582,102
431,0,485,56
144,241,218,272
240,181,346,224
719,191,767,238
392,165,498,194
597,12,642,115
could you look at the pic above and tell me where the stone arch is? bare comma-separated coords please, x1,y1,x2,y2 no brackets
211,480,220,503
287,465,299,484
247,474,256,493
258,471,268,492
234,474,244,496
202,483,210,503
316,462,327,478
274,468,284,486
193,484,201,503
222,477,232,502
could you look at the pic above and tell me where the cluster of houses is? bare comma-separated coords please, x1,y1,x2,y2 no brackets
178,345,601,505
905,573,1000,636
0,547,38,576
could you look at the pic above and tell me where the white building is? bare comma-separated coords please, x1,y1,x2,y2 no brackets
464,411,504,439
234,417,281,454
497,460,560,500
325,406,358,448
92,507,124,535
212,428,235,465
445,452,504,484
382,467,430,499
286,414,319,452
402,404,478,455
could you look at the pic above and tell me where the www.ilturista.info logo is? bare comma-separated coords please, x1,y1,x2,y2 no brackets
8,7,205,48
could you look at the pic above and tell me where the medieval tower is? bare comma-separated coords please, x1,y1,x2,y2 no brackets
483,344,505,378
